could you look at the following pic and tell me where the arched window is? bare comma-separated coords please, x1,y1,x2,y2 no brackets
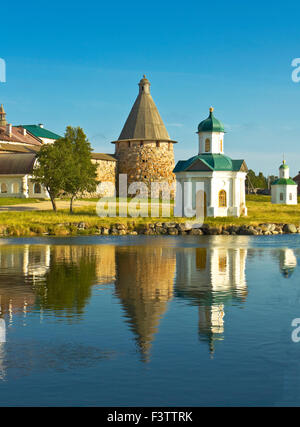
12,182,19,194
205,138,210,152
220,139,223,152
1,183,8,194
219,190,227,207
34,183,42,194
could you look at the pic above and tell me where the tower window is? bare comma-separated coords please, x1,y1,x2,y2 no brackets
205,138,210,152
156,141,160,148
219,190,227,207
220,139,223,152
140,142,143,147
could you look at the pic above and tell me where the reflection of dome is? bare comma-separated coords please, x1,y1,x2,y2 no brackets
280,249,297,279
281,267,295,278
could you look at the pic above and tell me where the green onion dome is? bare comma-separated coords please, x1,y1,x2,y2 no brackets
198,107,225,133
279,160,289,169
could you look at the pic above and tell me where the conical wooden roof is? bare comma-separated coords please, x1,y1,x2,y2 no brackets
116,76,175,142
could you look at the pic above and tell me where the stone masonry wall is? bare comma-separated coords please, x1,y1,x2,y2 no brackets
115,141,175,198
90,159,116,197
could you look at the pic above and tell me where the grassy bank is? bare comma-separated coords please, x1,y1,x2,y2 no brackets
0,194,299,237
0,197,44,206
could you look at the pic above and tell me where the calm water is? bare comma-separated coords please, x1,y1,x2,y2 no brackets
0,234,300,406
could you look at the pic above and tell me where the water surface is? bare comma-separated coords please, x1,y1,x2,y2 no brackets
0,235,299,406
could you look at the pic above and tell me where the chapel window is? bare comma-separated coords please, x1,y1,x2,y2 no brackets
280,193,284,201
205,138,210,152
219,190,227,207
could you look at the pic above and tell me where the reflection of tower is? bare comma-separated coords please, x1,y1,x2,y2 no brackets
175,237,248,356
279,249,297,278
114,246,176,362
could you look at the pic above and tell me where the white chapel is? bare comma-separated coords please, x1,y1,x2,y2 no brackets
271,160,298,205
174,107,248,218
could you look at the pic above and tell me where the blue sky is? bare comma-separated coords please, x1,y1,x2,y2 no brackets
1,0,300,176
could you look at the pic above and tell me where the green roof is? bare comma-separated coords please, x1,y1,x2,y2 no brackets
22,125,62,140
174,153,246,172
279,163,289,169
271,178,297,186
197,108,225,133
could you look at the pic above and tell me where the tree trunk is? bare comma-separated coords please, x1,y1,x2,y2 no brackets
70,196,75,214
50,195,57,212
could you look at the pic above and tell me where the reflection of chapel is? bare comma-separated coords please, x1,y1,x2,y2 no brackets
175,237,249,355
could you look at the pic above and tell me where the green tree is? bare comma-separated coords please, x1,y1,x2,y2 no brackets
246,169,268,189
33,140,68,211
60,126,97,213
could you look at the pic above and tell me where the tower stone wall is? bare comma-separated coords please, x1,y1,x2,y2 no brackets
115,140,175,196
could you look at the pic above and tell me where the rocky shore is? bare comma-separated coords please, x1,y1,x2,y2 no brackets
0,221,300,237
104,222,300,236
1,221,298,237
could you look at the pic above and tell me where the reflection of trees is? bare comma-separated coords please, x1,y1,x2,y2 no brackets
34,256,97,316
34,245,116,316
0,244,116,319
114,246,176,362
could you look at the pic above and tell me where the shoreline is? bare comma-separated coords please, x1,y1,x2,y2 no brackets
0,221,299,237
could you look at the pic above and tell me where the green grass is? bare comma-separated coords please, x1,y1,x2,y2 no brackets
0,194,299,236
0,197,44,206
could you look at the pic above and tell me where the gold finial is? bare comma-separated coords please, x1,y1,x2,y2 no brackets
209,106,214,113
143,74,146,79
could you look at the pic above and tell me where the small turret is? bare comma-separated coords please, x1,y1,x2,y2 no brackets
197,107,225,154
0,104,7,126
279,159,289,179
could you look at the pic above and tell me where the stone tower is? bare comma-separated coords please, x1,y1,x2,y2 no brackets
0,104,7,126
112,76,177,197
